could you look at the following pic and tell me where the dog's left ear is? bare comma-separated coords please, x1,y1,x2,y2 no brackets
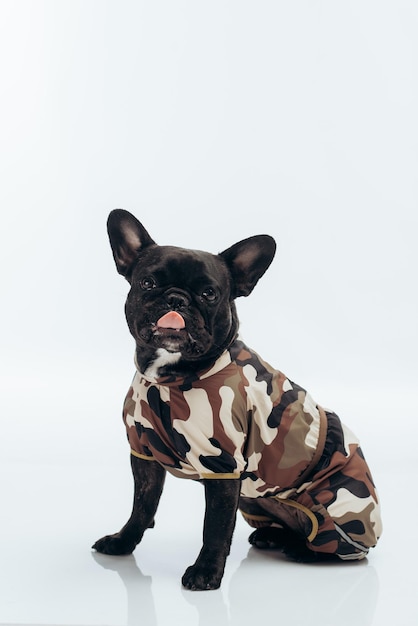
220,235,277,298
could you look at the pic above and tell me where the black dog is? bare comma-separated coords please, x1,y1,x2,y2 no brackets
93,210,381,590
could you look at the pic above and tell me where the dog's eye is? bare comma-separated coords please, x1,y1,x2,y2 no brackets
201,287,217,302
140,277,157,290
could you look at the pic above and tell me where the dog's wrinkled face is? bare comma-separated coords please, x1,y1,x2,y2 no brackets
108,209,276,376
125,245,236,369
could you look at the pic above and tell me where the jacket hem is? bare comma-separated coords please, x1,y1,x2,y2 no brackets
130,449,156,461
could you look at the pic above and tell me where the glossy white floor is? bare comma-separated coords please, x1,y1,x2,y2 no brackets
1,368,416,626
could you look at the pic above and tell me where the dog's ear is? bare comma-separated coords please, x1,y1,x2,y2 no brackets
220,235,276,298
107,209,156,280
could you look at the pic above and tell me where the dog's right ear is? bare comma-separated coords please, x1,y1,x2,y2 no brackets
107,209,156,280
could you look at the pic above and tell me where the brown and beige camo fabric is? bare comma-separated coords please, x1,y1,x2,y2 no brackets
122,339,382,560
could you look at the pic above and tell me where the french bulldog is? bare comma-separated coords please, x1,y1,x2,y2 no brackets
92,209,382,590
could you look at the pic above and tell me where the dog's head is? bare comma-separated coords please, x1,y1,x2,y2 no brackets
107,209,276,377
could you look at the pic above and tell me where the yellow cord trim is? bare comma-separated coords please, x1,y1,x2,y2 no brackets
130,449,156,461
200,473,240,480
273,496,319,543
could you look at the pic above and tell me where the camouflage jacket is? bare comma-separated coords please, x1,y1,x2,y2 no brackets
123,340,334,498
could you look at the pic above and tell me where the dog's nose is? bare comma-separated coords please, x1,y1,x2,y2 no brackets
165,290,190,310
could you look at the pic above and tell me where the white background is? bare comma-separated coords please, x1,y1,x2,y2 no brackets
0,1,417,625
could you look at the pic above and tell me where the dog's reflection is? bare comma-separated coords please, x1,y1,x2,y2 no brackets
92,547,379,626
182,587,230,626
93,550,231,626
228,547,379,626
92,552,157,626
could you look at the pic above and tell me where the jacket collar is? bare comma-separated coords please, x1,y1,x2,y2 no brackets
134,348,233,387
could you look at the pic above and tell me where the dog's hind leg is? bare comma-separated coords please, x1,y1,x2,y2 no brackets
240,495,338,562
92,455,166,555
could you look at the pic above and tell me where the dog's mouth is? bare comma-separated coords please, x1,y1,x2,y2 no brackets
152,311,188,352
156,311,186,330
140,310,203,355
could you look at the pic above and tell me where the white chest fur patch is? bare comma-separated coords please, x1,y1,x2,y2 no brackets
144,349,181,379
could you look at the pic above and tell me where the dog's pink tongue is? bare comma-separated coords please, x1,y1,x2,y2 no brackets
157,311,186,329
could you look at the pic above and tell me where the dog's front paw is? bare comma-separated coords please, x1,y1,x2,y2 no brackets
92,533,137,556
182,551,226,591
182,563,223,591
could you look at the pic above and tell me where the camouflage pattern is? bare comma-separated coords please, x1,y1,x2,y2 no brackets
239,417,381,559
122,339,382,560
